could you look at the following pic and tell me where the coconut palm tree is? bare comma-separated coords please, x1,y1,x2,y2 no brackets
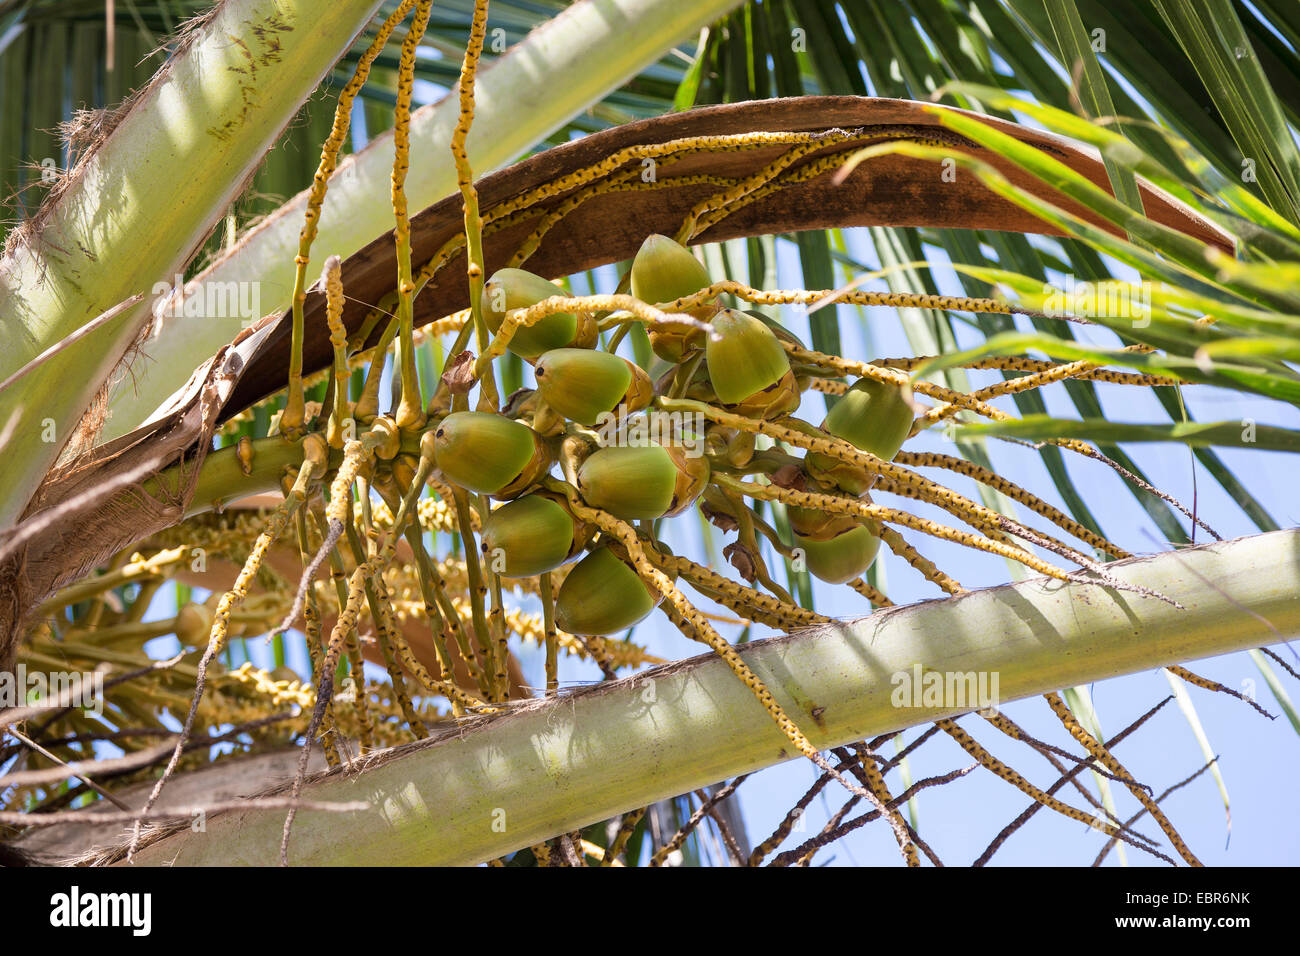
1,0,1297,867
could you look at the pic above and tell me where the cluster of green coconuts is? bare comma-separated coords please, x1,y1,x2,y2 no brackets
429,234,913,637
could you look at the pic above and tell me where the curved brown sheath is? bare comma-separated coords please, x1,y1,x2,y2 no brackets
224,94,1231,420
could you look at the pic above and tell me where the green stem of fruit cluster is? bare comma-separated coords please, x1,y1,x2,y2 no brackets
144,436,314,521
451,486,499,699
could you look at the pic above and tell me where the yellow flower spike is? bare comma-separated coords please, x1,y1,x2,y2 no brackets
849,743,921,867
485,129,868,225
882,518,968,592
661,398,1033,552
673,397,1113,565
339,499,425,739
847,576,894,608
295,509,342,769
659,279,1029,326
916,344,1153,431
504,167,639,269
391,0,435,432
677,137,846,241
655,552,833,631
882,353,1179,387
712,471,1070,583
894,450,1129,559
936,718,1154,855
646,771,747,866
321,254,351,450
449,0,499,417
283,0,420,440
283,433,446,859
388,511,491,706
394,139,1031,351
449,485,505,702
687,127,970,238
540,571,559,697
1042,692,1202,867
601,807,646,867
868,472,1018,548
129,438,327,859
560,487,832,771
476,293,715,373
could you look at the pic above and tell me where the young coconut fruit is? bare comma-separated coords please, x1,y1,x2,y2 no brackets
432,410,550,498
481,492,589,577
744,310,806,349
788,503,861,541
481,268,580,359
576,443,709,520
769,464,860,540
533,348,653,426
631,234,716,362
703,424,756,468
174,602,214,647
806,377,915,494
555,545,670,636
794,524,882,584
745,310,822,390
705,308,801,419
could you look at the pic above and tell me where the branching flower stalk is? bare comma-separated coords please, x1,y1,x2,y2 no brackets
282,0,419,439
321,255,352,449
1042,692,1202,866
128,435,329,859
391,1,435,431
449,0,498,415
474,294,717,372
711,472,1072,582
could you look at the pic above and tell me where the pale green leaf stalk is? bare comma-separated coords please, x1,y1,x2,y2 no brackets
0,0,389,527
127,529,1300,866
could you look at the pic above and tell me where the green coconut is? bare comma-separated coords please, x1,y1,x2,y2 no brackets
630,234,712,306
555,546,659,636
577,444,709,519
826,377,914,459
481,494,578,577
533,348,651,426
577,445,677,519
795,525,882,584
705,308,795,404
481,268,579,358
807,376,914,494
432,411,541,495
